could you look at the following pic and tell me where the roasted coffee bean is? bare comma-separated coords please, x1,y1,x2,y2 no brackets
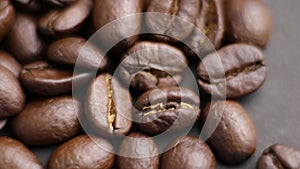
0,119,7,131
0,136,43,169
48,37,108,70
117,132,159,169
0,66,25,119
4,13,45,63
13,0,46,13
11,96,81,146
48,135,115,169
224,0,272,47
197,44,266,98
0,0,15,41
118,41,188,91
135,87,200,135
20,61,92,96
202,100,257,164
85,73,132,137
42,0,78,7
185,0,224,57
257,144,300,169
0,50,22,77
39,0,93,37
161,135,216,169
93,0,142,48
146,0,199,42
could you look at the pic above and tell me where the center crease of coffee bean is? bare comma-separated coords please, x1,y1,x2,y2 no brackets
105,75,116,131
141,102,197,116
164,0,181,35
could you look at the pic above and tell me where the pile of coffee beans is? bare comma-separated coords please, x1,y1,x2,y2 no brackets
0,0,299,168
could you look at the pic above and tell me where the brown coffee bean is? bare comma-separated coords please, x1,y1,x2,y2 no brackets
146,0,200,41
185,0,224,57
42,0,78,7
0,50,22,77
161,135,216,169
11,96,82,146
135,87,200,135
47,37,108,70
202,100,257,164
118,41,188,91
85,73,132,137
20,61,92,96
93,0,142,48
0,136,44,169
224,0,272,47
257,144,300,169
0,66,25,119
0,0,15,41
117,132,159,169
197,44,266,98
39,0,93,37
48,135,115,169
4,13,45,63
0,119,7,131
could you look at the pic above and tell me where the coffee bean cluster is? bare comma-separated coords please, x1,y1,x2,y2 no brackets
0,0,299,169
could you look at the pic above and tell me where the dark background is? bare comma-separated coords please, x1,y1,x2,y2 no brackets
1,0,300,168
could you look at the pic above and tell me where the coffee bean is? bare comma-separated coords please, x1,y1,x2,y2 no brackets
117,132,159,169
0,66,25,119
48,135,115,169
11,96,81,146
0,119,7,131
224,0,272,47
20,61,92,96
135,87,200,135
257,144,300,169
39,0,93,37
42,0,78,7
197,43,266,98
48,37,108,70
161,135,216,169
0,50,22,77
202,100,257,164
146,0,200,42
0,0,15,41
93,0,142,48
85,73,132,137
118,41,188,91
0,136,43,169
4,13,45,63
185,0,224,57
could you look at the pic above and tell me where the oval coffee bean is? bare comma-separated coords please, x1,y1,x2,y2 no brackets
257,144,300,169
4,13,45,63
0,136,43,169
118,41,188,91
0,50,22,77
11,96,81,146
93,0,142,48
39,0,93,37
117,132,159,169
0,66,25,119
135,87,200,135
185,0,224,57
161,135,216,169
224,0,272,47
0,119,7,131
197,44,266,98
48,37,108,70
202,100,257,164
146,0,199,41
0,0,15,41
48,135,115,169
85,73,132,137
20,61,92,96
